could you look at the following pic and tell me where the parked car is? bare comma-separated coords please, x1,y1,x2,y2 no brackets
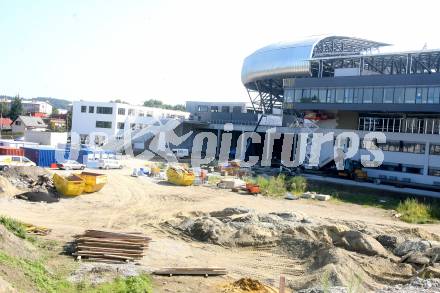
98,159,123,170
0,155,36,170
56,160,86,170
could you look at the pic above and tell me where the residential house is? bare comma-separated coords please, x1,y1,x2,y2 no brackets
0,118,12,131
11,116,47,133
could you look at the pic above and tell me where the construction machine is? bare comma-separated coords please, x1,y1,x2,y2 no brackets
338,159,368,181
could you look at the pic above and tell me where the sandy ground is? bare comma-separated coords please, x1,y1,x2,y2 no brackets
1,158,440,292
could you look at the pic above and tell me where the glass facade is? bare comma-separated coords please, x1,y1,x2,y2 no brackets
359,117,440,134
285,86,440,104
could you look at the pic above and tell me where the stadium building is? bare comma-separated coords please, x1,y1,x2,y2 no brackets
240,35,440,190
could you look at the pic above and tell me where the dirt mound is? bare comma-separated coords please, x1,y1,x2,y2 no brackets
0,225,38,260
173,207,308,247
170,207,440,291
1,166,50,182
0,176,19,198
221,278,277,293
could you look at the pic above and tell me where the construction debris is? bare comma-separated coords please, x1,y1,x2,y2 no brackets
24,223,51,236
217,178,246,189
15,191,59,203
224,278,277,293
301,191,331,201
72,230,151,263
153,267,227,277
1,166,59,202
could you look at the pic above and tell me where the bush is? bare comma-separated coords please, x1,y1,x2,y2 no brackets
255,175,286,197
397,199,433,224
288,176,307,194
207,175,221,185
0,216,27,239
86,275,153,293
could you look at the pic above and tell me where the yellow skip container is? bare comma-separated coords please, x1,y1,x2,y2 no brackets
166,166,195,186
77,172,107,193
53,173,85,196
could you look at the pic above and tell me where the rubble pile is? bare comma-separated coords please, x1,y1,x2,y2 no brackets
377,278,440,293
1,166,59,202
172,206,310,247
169,207,440,291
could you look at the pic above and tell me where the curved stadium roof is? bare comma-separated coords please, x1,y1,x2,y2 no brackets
241,35,389,88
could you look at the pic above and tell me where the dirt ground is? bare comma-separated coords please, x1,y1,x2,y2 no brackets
1,158,440,292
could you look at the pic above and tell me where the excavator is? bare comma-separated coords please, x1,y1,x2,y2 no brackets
338,159,368,181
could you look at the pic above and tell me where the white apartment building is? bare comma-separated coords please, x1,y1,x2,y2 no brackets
22,100,52,115
0,99,53,116
71,101,189,143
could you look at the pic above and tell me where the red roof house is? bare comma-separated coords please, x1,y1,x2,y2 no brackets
0,118,12,130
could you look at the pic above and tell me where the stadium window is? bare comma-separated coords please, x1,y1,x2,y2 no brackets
402,142,425,154
344,88,354,103
363,88,373,103
210,106,219,112
118,108,126,115
89,106,94,113
221,106,230,112
232,106,242,113
326,88,335,103
284,89,294,103
379,141,401,152
373,88,383,103
294,89,302,102
383,88,394,103
301,89,311,100
128,109,135,116
97,107,113,114
318,89,327,103
310,89,319,102
404,87,416,104
197,105,208,112
117,122,125,129
434,87,440,104
81,105,87,113
417,87,428,104
95,121,112,128
428,168,440,177
394,87,405,103
353,88,363,103
430,144,440,155
335,89,344,103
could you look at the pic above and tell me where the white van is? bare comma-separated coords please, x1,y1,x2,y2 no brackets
0,155,36,170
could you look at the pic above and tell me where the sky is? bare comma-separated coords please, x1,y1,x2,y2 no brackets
1,0,440,106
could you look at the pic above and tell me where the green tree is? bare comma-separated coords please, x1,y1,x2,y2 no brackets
52,108,59,116
143,99,165,108
9,96,23,121
66,111,72,131
143,99,185,111
0,102,8,117
110,99,129,104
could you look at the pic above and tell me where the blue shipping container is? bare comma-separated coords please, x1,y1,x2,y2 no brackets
22,146,71,167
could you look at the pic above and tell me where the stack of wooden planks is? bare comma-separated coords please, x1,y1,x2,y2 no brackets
153,267,227,277
72,230,151,263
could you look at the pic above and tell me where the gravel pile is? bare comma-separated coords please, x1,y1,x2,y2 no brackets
377,278,440,292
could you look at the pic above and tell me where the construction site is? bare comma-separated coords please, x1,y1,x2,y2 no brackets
1,1,440,291
0,156,440,292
